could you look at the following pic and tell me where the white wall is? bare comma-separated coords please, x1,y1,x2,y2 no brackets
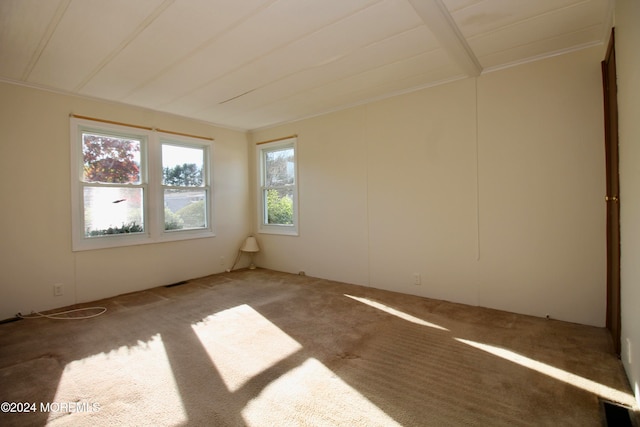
249,108,371,287
250,45,606,327
0,83,250,320
477,48,606,323
616,0,640,407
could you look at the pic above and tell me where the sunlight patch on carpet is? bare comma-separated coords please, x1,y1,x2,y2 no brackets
50,334,187,425
456,338,638,408
242,357,401,426
345,294,448,331
192,304,303,392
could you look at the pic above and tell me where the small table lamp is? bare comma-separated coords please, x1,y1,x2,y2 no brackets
240,236,260,270
227,236,261,272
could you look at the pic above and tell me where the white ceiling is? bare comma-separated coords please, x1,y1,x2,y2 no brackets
0,0,613,131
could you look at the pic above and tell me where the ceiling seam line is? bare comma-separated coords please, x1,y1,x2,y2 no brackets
153,0,391,110
73,0,175,93
465,0,595,41
194,23,429,112
481,40,603,75
116,0,281,103
22,0,71,81
478,24,604,63
211,48,454,122
245,75,468,132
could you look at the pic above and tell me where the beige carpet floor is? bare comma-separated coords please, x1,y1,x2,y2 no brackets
0,269,637,426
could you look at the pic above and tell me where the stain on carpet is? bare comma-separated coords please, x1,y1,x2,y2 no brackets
113,291,169,308
336,352,361,360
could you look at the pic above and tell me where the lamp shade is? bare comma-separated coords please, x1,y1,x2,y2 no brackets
240,236,260,253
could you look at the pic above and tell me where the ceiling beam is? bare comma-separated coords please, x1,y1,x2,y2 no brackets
407,0,482,77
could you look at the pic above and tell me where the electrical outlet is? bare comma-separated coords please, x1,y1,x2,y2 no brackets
53,284,63,297
220,256,225,267
413,273,421,285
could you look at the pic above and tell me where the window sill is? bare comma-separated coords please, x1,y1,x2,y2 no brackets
72,229,215,252
258,224,298,236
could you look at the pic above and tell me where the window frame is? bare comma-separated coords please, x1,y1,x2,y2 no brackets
160,139,211,233
70,117,214,251
257,137,299,236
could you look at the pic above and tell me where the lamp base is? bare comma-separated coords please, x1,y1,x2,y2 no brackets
247,252,257,270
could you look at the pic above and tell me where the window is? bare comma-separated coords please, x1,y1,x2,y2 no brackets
258,137,298,235
80,131,146,237
162,143,208,231
70,117,213,251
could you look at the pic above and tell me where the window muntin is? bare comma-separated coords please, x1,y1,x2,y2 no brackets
258,138,298,235
71,118,214,251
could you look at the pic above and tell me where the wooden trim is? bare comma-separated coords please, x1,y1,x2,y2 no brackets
70,114,214,141
156,128,214,141
70,114,153,131
256,134,297,145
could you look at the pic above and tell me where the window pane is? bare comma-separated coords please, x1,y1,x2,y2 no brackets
82,133,141,184
164,189,207,230
265,148,294,186
264,188,293,225
84,187,144,237
162,144,204,187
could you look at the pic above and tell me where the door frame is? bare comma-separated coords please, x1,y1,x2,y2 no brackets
601,28,621,356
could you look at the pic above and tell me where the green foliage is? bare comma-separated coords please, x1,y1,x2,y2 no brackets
176,200,206,228
163,163,202,186
164,207,184,230
266,189,293,225
88,222,143,236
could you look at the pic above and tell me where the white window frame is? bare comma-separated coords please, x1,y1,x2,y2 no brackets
70,117,214,251
257,137,299,236
160,138,211,233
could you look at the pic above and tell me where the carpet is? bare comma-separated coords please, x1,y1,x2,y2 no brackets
0,269,637,426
